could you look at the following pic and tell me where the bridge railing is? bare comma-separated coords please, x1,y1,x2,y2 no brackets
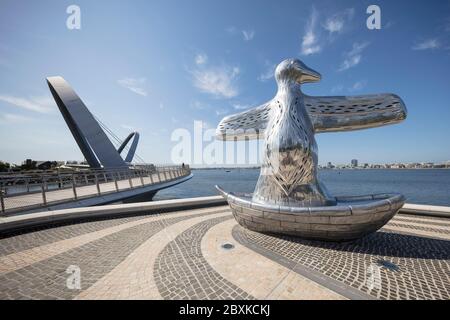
0,164,191,215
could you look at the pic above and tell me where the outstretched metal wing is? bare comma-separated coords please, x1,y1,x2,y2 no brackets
215,101,272,141
304,93,407,133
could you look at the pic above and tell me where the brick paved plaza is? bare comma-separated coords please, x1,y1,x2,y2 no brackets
0,205,449,300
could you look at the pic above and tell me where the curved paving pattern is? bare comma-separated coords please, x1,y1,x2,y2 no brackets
154,216,253,300
201,219,346,300
75,210,231,300
0,216,146,256
233,224,450,300
0,205,448,300
0,211,221,299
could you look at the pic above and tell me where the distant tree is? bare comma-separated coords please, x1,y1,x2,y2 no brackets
0,161,11,172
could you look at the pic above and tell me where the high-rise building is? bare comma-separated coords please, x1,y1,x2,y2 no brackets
351,159,358,167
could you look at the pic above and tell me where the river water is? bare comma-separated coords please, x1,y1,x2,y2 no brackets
154,168,450,206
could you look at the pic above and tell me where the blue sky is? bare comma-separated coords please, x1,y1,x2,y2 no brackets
0,0,449,166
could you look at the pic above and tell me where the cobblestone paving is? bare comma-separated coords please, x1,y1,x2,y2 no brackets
154,216,254,300
0,210,223,300
233,219,450,300
0,216,146,256
0,206,448,300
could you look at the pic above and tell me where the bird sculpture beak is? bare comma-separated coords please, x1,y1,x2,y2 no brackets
300,66,321,83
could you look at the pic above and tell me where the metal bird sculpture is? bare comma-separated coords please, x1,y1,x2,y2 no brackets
217,58,406,207
215,58,407,241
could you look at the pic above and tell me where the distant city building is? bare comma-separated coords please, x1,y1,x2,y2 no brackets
390,163,406,169
418,162,433,169
318,160,449,170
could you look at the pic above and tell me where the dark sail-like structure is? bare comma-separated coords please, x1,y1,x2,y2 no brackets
47,76,128,169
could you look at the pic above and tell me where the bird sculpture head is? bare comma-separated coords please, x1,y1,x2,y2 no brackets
275,58,321,85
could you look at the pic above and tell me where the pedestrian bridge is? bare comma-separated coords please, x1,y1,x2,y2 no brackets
0,165,192,215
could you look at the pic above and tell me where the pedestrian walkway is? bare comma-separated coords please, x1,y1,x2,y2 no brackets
0,205,448,300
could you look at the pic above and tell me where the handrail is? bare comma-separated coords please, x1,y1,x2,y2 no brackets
0,163,186,178
0,164,191,215
0,164,188,183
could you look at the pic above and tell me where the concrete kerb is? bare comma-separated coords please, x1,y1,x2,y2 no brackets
399,203,450,218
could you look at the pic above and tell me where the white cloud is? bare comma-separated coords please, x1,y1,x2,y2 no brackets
242,30,255,41
0,95,54,113
323,8,354,34
120,124,136,131
330,82,366,93
348,80,367,92
257,61,276,82
202,121,214,130
190,100,208,110
331,85,344,94
191,63,240,98
0,113,33,123
324,19,344,34
300,8,355,55
444,17,450,32
339,55,361,71
232,103,251,110
225,26,237,34
348,42,369,56
412,39,441,50
215,109,229,116
338,42,369,71
195,53,208,65
301,8,321,56
117,77,148,96
384,21,394,29
227,26,256,42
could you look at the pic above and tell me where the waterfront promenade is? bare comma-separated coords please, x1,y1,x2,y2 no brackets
0,197,448,300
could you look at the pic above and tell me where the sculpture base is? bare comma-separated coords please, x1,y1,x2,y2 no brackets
216,186,405,242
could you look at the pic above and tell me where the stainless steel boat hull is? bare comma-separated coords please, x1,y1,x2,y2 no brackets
217,186,405,241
